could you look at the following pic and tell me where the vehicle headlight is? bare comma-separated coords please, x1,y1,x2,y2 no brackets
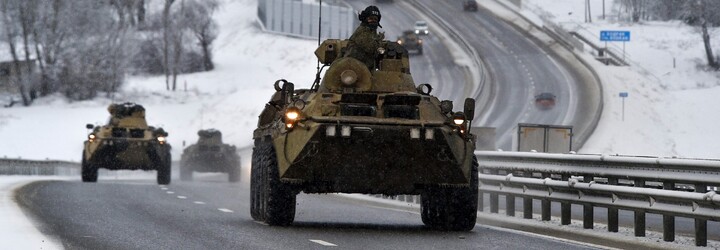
157,136,166,144
452,112,466,134
88,134,96,142
397,39,403,45
284,107,302,129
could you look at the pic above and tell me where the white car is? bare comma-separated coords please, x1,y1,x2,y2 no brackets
414,21,429,35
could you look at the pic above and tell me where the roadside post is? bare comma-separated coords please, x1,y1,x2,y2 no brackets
619,92,628,121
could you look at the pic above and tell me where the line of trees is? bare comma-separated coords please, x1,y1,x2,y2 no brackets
616,0,720,70
0,0,219,106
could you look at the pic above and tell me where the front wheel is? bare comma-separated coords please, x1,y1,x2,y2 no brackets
180,160,192,181
157,152,172,185
250,139,296,226
81,151,98,183
421,156,478,231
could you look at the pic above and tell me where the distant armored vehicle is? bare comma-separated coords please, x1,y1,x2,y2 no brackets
180,129,241,182
397,30,423,54
82,103,171,184
251,38,478,231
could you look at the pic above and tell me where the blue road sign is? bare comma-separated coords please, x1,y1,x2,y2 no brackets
601,31,630,42
619,92,628,97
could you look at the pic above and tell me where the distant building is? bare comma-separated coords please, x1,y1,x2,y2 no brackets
0,44,37,93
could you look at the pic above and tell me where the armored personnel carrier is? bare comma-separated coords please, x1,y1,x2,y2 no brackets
180,129,241,182
397,30,423,55
82,103,172,184
251,39,478,231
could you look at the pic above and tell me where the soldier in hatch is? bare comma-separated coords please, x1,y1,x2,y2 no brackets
344,5,385,71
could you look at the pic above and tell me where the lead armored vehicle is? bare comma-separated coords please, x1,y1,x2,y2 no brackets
82,103,171,184
180,129,241,182
251,39,478,231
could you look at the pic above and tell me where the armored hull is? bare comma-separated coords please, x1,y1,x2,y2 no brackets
273,118,473,195
85,138,169,170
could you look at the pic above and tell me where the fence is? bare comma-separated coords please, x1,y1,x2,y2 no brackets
476,150,720,247
257,0,358,40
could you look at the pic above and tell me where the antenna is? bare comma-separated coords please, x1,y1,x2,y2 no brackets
317,0,322,47
312,0,323,91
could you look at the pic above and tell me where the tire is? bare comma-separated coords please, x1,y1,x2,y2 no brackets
180,159,192,181
228,156,241,183
418,48,423,55
421,156,478,231
250,143,263,221
81,151,98,183
251,140,296,226
157,151,172,185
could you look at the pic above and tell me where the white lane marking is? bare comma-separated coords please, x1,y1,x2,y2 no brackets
166,191,174,194
160,187,168,190
194,201,205,205
309,240,337,247
218,208,234,213
177,196,187,199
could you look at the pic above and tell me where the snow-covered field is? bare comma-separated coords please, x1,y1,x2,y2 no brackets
521,0,720,159
2,0,720,248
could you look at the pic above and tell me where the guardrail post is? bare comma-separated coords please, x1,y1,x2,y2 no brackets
695,184,707,247
523,172,533,219
583,175,594,229
504,170,515,217
634,179,646,237
607,177,619,232
561,174,571,225
478,190,484,212
478,170,484,211
541,173,551,221
490,170,499,213
663,181,675,242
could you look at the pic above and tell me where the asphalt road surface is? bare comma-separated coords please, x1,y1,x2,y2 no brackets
16,170,596,249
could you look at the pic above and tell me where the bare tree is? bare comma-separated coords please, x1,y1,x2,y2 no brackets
162,0,175,90
185,0,218,71
617,0,649,22
0,0,30,106
683,0,720,70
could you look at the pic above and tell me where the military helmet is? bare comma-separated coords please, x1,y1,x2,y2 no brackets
359,5,381,22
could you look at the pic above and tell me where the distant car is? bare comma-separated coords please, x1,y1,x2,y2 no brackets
397,30,423,54
535,92,556,110
414,21,429,35
463,0,478,11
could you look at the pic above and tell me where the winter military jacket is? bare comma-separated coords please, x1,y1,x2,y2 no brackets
344,24,382,71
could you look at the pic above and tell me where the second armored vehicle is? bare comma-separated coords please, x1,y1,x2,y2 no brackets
397,30,423,55
180,129,241,182
251,38,478,231
82,103,172,184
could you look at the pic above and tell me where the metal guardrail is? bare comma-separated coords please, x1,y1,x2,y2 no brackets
476,150,720,246
0,158,80,175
